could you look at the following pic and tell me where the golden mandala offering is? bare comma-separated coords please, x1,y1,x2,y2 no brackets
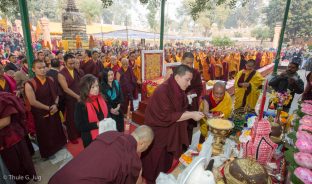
207,118,234,130
224,158,272,184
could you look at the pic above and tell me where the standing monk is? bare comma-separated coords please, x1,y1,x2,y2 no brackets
0,64,16,93
141,65,204,184
116,58,137,114
58,54,81,144
182,52,203,143
234,59,264,110
80,50,103,78
0,92,37,184
211,54,223,80
25,60,67,158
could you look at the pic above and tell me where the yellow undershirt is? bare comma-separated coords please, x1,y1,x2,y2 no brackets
67,68,74,79
37,77,46,85
0,78,6,89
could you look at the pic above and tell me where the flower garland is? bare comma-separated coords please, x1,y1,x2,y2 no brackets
142,80,158,99
269,90,293,107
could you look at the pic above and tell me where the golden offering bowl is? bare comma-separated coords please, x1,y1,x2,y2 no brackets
207,118,234,156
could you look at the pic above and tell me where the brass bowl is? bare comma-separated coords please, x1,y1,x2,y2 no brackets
207,118,234,155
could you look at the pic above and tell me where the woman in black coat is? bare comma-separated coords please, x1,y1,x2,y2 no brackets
100,68,124,132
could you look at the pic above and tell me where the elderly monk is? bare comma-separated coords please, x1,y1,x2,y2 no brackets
116,58,137,114
234,59,264,110
141,65,204,184
199,82,233,143
108,56,121,78
49,125,154,184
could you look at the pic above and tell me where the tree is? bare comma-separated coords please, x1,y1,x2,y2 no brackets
264,0,312,41
224,0,262,28
0,0,19,21
211,36,233,47
196,12,212,37
251,26,272,44
101,0,134,25
188,0,249,21
77,0,103,24
146,0,159,32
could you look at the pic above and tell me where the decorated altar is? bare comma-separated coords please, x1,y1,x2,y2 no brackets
155,81,312,184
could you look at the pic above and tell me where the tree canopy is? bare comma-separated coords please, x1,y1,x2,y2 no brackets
264,0,312,40
251,26,272,44
211,36,233,47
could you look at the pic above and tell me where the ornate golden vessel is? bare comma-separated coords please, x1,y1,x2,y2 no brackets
207,118,234,156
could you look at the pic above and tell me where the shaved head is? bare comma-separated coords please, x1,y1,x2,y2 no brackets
132,125,154,142
131,125,154,152
212,82,226,100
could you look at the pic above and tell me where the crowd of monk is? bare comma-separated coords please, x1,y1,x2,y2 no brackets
164,48,275,81
0,47,278,184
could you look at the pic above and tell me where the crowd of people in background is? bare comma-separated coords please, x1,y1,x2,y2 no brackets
1,24,312,183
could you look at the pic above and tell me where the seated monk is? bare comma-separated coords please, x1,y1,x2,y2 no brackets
199,82,233,143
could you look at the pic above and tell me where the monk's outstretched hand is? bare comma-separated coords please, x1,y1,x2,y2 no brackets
191,111,205,121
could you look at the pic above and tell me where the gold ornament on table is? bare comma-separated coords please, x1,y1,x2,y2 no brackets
207,118,234,156
224,158,272,184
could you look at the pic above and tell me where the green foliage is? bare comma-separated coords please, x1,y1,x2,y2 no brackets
287,131,296,141
28,0,65,23
189,0,249,21
251,26,272,43
264,0,312,40
0,0,19,21
211,36,233,47
233,31,242,37
146,0,159,32
308,45,312,51
224,0,261,28
77,0,103,24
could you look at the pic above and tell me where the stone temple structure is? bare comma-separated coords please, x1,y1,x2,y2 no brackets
62,0,87,40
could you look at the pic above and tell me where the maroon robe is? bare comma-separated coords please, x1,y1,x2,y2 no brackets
112,64,121,79
255,52,262,70
118,67,137,114
80,59,104,78
49,131,141,184
28,77,66,158
141,75,189,184
0,92,37,184
185,69,203,143
0,74,16,93
59,67,81,141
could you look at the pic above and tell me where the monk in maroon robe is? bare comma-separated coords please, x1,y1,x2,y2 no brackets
25,60,66,158
0,64,16,93
0,92,37,184
49,126,154,184
182,52,203,144
255,52,262,70
80,50,104,78
141,65,204,184
58,54,82,143
116,58,137,114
